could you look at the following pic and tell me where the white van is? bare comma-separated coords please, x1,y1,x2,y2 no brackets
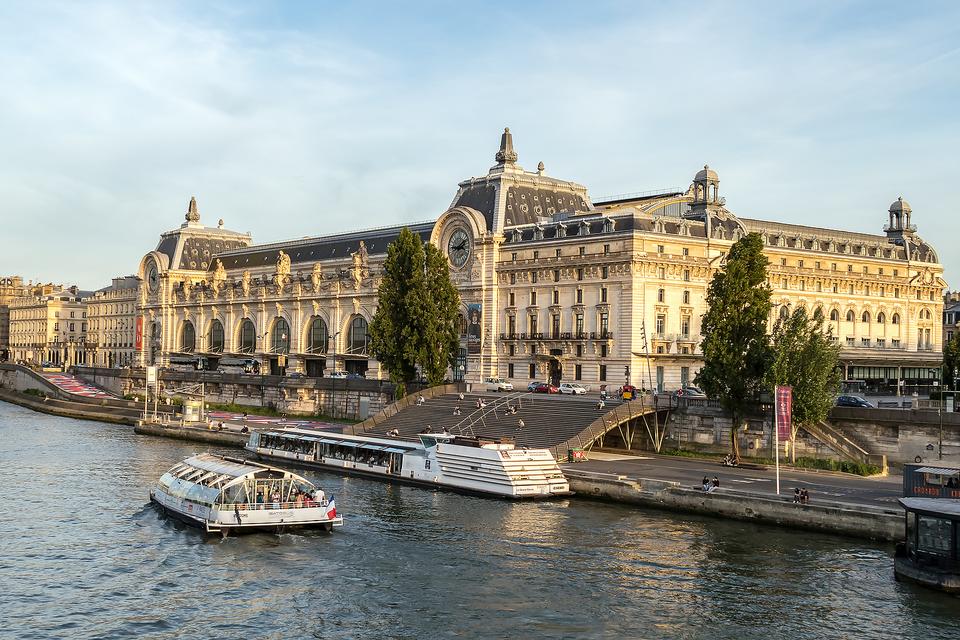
559,383,587,395
486,377,514,392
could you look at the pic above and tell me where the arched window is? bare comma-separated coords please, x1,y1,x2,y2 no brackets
348,316,369,354
272,317,290,354
846,310,855,322
861,311,871,323
239,319,256,353
876,312,886,324
308,317,328,354
209,319,224,353
455,314,467,337
892,313,900,325
779,306,790,320
830,309,840,322
181,321,195,352
813,306,824,321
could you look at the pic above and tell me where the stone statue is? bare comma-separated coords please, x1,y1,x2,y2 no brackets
241,270,251,297
350,241,368,290
211,259,226,295
277,250,291,278
311,262,323,290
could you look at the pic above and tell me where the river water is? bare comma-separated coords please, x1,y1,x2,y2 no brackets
1,401,957,639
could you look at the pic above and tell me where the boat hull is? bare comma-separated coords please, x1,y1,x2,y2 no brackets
894,556,960,594
150,492,342,536
246,449,574,500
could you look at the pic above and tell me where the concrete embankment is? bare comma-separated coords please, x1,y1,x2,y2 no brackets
134,421,249,447
565,470,902,542
0,388,135,425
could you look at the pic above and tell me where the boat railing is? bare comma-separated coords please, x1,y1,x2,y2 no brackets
222,500,329,511
449,392,534,438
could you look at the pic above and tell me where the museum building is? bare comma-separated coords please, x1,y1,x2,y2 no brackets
135,129,946,393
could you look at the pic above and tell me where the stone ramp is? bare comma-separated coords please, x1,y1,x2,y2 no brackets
42,372,117,399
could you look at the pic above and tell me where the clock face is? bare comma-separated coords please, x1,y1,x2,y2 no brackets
447,228,471,268
147,263,159,293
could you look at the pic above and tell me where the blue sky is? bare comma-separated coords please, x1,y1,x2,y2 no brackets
1,1,958,288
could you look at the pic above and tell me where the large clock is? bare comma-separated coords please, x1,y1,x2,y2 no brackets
447,228,471,268
147,262,160,293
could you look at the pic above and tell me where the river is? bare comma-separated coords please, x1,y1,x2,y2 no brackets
1,401,957,639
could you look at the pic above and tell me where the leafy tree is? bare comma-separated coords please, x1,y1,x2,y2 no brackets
369,228,424,386
767,306,841,461
944,333,960,391
695,232,772,461
369,228,461,388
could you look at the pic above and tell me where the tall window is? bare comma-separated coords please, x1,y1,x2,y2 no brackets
657,288,665,303
348,316,369,354
600,287,608,303
239,319,256,353
508,315,516,335
681,316,690,338
272,318,290,354
576,288,583,304
529,314,538,335
682,290,690,305
308,317,328,353
181,321,195,353
575,314,584,336
209,320,224,353
552,314,560,337
656,314,665,334
599,313,609,337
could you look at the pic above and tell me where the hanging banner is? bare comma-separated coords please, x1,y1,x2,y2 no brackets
135,316,144,350
466,304,482,354
775,385,792,440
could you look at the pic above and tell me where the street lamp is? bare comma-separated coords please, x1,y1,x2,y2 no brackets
330,330,342,418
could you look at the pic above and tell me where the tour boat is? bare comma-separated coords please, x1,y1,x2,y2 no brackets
150,453,343,536
245,428,572,499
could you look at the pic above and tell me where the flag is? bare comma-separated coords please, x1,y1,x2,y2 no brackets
325,495,336,519
775,385,792,440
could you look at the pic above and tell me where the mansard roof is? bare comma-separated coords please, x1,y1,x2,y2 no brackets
208,221,436,272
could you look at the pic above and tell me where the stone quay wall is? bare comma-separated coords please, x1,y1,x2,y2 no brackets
565,471,902,542
73,367,397,421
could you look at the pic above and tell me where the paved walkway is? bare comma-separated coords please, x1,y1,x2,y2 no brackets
42,373,116,399
206,411,342,432
562,450,903,507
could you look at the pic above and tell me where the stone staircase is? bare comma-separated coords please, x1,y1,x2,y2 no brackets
803,419,888,471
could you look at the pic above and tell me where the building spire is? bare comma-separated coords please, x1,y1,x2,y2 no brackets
495,127,518,165
185,196,200,223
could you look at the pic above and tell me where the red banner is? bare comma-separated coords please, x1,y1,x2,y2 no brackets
135,316,143,350
775,385,792,440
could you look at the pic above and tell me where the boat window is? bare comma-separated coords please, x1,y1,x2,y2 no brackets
917,516,953,555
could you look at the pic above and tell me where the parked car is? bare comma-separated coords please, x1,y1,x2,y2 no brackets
559,382,586,395
836,395,873,408
674,385,706,398
527,381,544,392
486,377,514,392
328,370,349,379
534,383,560,394
287,371,306,379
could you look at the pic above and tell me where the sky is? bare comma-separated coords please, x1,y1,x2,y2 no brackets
1,1,958,289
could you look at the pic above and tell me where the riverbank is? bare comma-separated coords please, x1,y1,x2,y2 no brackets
564,469,902,542
134,421,250,447
0,388,135,425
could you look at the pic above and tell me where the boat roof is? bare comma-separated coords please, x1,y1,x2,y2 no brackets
912,466,960,476
899,497,960,518
167,453,315,490
265,427,420,452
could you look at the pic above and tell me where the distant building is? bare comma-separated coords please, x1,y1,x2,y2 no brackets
134,129,947,394
85,276,140,368
9,284,91,367
0,276,30,361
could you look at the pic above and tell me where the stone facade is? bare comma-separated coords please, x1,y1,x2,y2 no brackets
134,130,947,394
85,276,140,368
8,284,91,367
0,276,30,360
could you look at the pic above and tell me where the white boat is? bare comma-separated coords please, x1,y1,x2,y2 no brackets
245,429,572,499
150,453,343,536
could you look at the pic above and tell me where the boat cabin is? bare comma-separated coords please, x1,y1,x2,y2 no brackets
897,498,960,584
418,432,516,450
902,463,960,499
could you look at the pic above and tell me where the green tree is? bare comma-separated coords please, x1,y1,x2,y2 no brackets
695,232,772,461
767,306,841,461
944,333,960,391
419,242,461,386
369,228,461,388
369,228,425,387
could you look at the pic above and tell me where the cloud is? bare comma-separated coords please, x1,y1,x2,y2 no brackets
0,1,958,287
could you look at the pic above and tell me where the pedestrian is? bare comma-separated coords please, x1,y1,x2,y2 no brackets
458,392,464,402
517,418,525,430
453,405,461,416
801,488,810,504
794,488,801,504
712,476,720,490
702,476,710,492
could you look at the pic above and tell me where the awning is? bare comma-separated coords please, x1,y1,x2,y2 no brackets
914,467,960,476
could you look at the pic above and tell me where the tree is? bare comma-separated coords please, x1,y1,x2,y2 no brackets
369,228,425,387
767,306,841,461
695,232,771,461
944,333,960,391
369,228,462,389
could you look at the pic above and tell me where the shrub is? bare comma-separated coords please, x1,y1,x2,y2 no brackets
793,456,881,476
23,388,47,398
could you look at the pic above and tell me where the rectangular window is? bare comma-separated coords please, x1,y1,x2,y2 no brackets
656,315,665,334
508,363,514,378
530,291,537,305
681,366,690,387
575,314,584,336
70,312,75,318
531,271,538,284
552,289,559,304
846,337,855,346
552,314,560,338
876,338,886,348
798,260,804,268
600,287,608,303
657,288,665,303
600,344,608,358
511,252,517,262
831,263,837,271
658,267,666,279
894,269,898,276
832,284,838,294
861,338,871,347
579,246,585,256
529,363,536,378
576,288,583,304
603,244,610,254
892,339,900,348
599,364,607,381
575,364,582,380
682,247,689,256
509,292,515,306
510,273,516,285
555,248,561,258
599,313,609,336
681,316,690,338
529,315,538,334
682,290,690,305
69,323,75,331
553,269,560,282
815,261,821,269
780,258,787,266
533,250,539,260
508,344,515,356
657,244,664,254
656,366,664,392
576,344,583,358
576,268,584,281
508,316,516,335
683,269,690,282
601,266,609,279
